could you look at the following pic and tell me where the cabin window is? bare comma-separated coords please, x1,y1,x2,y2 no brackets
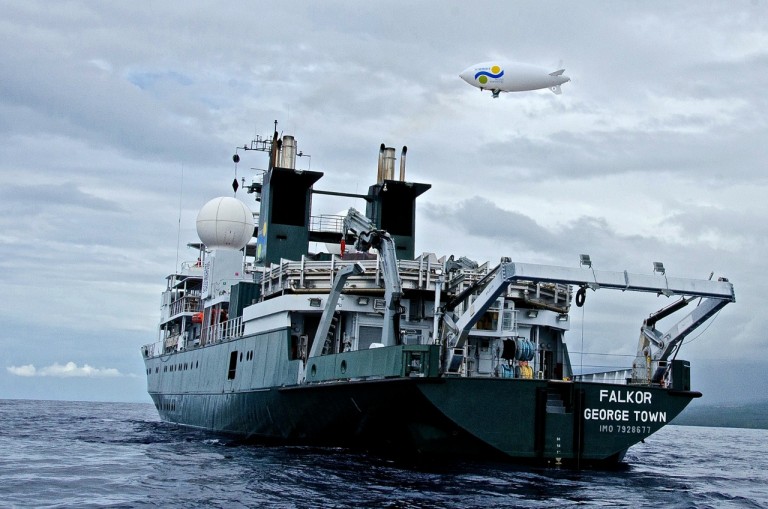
228,351,238,380
475,310,499,331
502,310,514,331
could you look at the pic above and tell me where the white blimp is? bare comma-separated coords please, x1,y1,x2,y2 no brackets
459,61,570,98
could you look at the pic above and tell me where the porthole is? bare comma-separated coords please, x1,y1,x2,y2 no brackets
340,360,347,374
311,364,317,376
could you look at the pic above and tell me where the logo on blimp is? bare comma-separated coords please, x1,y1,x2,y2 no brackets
474,65,504,85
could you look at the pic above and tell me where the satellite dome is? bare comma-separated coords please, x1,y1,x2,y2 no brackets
196,197,255,250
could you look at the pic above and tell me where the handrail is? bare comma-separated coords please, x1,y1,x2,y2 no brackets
202,316,244,345
168,295,201,317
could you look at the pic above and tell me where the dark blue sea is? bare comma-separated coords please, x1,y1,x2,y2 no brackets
0,399,766,508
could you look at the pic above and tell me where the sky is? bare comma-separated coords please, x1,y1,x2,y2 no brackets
1,1,766,404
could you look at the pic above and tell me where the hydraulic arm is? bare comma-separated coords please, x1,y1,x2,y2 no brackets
438,261,735,375
343,208,403,346
309,262,365,359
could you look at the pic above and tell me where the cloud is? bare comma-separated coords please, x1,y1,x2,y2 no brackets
6,362,132,378
6,364,36,377
0,182,122,213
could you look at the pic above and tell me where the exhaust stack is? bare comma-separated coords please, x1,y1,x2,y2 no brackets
376,144,385,183
279,135,297,169
399,146,407,181
382,147,396,181
270,131,279,169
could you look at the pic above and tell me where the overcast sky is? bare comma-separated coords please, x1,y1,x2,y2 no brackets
1,1,766,403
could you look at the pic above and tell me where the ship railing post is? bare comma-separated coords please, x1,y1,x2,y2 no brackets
300,255,306,288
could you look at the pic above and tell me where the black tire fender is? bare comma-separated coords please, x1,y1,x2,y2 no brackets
575,286,586,307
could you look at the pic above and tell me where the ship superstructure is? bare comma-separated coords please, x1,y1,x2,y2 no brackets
142,126,734,466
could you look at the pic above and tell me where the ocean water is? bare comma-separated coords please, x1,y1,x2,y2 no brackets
0,399,766,508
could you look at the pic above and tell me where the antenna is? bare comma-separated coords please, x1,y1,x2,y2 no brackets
175,163,184,271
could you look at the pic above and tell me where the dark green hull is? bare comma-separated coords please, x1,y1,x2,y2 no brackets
151,376,697,467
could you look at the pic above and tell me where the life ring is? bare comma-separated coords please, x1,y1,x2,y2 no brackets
575,287,586,307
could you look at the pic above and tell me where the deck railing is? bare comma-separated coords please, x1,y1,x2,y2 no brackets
169,295,200,317
143,316,244,359
202,316,244,345
254,254,570,312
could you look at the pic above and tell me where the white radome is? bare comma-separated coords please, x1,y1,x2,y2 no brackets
196,197,255,250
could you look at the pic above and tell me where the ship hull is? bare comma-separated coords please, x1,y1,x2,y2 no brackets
150,376,697,467
143,128,731,468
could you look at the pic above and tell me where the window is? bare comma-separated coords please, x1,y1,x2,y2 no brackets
228,351,238,380
475,310,499,331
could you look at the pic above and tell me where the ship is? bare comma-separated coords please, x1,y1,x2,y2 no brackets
142,125,735,467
